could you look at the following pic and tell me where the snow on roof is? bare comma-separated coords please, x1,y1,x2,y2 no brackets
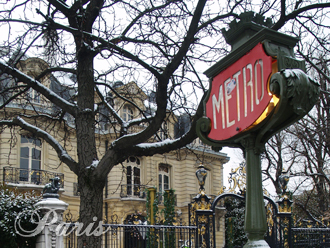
52,71,76,86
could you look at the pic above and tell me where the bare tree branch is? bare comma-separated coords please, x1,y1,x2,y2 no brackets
0,61,77,117
272,3,330,30
0,117,79,173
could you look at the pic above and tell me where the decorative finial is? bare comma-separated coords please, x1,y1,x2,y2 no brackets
221,12,273,51
279,171,290,194
196,164,208,192
192,164,211,210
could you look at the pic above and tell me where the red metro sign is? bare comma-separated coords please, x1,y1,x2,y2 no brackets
205,43,274,141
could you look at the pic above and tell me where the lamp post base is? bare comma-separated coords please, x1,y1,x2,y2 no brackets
244,240,270,248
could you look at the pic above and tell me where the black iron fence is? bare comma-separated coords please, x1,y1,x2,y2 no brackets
3,166,64,187
292,228,330,248
65,223,197,248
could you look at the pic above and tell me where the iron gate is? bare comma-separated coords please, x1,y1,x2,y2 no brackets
189,192,290,248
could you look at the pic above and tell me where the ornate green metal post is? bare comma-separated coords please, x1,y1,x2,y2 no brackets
244,138,268,246
196,12,319,247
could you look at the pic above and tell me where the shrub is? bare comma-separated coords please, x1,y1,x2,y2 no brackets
0,184,41,248
224,197,247,248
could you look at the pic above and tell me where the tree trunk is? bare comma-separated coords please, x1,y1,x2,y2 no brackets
77,174,105,248
316,178,327,213
75,41,105,248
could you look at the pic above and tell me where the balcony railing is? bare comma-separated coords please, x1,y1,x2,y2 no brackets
120,184,146,199
3,166,64,187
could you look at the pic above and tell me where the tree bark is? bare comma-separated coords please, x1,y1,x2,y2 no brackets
75,38,105,247
77,173,105,248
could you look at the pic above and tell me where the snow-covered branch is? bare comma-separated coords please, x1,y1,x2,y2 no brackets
109,91,206,159
125,115,155,128
0,61,78,117
0,117,79,174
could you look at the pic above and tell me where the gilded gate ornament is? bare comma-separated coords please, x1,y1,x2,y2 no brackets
218,161,246,195
266,204,274,236
277,195,292,213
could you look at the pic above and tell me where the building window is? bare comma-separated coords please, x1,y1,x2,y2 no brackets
126,156,141,196
20,135,42,183
122,105,134,122
98,105,110,130
73,182,80,196
159,163,170,193
28,87,40,103
159,122,168,140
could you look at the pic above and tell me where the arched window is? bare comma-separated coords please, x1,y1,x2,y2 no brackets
159,163,170,193
20,135,42,183
26,73,41,103
159,122,168,140
122,105,134,121
28,87,40,103
126,156,141,196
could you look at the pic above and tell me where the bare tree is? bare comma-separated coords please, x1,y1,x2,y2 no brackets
263,53,330,220
289,55,330,217
0,0,330,247
262,131,301,195
261,0,330,220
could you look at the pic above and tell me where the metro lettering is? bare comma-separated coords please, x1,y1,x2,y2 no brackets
212,84,225,129
224,78,235,128
255,59,264,105
211,58,268,130
205,43,273,140
233,70,241,122
243,64,253,117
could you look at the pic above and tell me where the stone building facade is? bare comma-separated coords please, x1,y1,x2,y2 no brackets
0,57,229,247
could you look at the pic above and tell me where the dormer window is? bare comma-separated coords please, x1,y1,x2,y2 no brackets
28,88,40,103
159,122,168,140
123,105,134,122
